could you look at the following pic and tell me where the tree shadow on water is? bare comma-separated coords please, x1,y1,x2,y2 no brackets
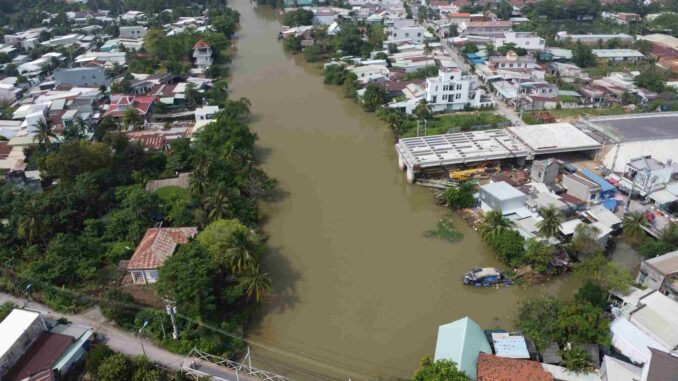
262,245,301,314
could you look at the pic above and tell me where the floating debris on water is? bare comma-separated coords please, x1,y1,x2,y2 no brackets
424,218,464,243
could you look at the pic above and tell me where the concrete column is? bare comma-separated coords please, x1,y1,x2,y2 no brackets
406,165,415,184
398,153,406,171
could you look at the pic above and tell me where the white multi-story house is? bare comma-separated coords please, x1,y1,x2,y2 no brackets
389,25,426,44
494,32,545,52
119,26,148,39
425,68,487,112
193,40,213,68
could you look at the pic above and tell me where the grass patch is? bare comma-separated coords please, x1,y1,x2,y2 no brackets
424,218,464,244
583,61,653,79
402,111,509,137
522,105,628,123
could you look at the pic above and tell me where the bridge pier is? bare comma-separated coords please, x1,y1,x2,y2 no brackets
398,153,406,171
406,165,415,184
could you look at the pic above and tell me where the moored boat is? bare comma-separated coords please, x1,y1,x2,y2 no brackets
463,267,512,287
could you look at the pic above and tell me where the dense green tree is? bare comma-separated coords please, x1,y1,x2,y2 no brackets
462,44,479,54
100,289,138,329
441,182,476,209
414,99,432,124
635,67,670,93
362,84,388,112
197,219,264,273
574,280,607,309
412,357,471,381
41,141,113,182
557,302,609,345
495,0,513,20
283,9,313,26
573,42,596,68
638,238,673,259
523,238,553,273
575,253,633,292
323,64,348,85
0,301,17,321
85,345,115,375
157,242,217,319
334,23,366,56
515,295,562,350
560,347,593,373
485,228,525,265
571,223,603,258
98,353,134,381
122,108,144,130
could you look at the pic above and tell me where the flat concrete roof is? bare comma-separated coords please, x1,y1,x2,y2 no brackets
0,309,41,359
507,122,602,155
586,112,678,142
396,129,530,169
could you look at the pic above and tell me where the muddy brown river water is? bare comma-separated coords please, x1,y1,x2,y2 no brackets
227,3,576,380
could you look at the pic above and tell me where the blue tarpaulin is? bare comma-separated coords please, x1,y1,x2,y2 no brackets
581,169,617,193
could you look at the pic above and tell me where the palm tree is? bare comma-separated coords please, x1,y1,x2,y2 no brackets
480,210,511,239
239,268,272,303
623,212,647,243
423,39,433,72
414,99,432,136
204,186,230,221
17,199,48,245
227,230,260,274
536,206,564,241
190,164,209,196
33,119,55,151
384,110,405,141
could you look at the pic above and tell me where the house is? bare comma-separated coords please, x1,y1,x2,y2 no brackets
494,32,545,52
195,105,220,121
460,21,512,36
601,12,642,25
119,26,148,39
600,355,642,381
479,51,544,81
349,65,390,84
0,79,23,103
0,120,23,139
619,156,674,196
637,250,678,300
435,317,492,380
476,353,554,381
559,219,612,247
628,291,678,354
127,227,198,284
479,181,527,215
75,51,127,66
562,173,601,204
54,67,110,87
547,62,584,79
0,308,92,381
610,317,668,365
424,68,492,113
531,159,560,185
121,10,146,22
642,348,678,381
491,332,530,359
555,32,634,45
592,49,645,63
193,40,213,68
104,95,155,122
389,25,426,44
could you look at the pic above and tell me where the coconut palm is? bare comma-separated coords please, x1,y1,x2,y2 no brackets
623,212,647,243
384,109,405,140
33,119,56,151
190,165,209,196
204,186,230,221
226,229,260,274
480,210,511,239
537,206,564,241
239,268,272,302
17,199,48,245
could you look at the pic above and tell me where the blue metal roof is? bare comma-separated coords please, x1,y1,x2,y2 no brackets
580,169,617,193
602,199,618,210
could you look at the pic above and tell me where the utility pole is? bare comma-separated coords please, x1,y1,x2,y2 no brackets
165,300,179,340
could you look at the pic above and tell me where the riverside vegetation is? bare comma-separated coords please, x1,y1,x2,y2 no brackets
0,1,276,359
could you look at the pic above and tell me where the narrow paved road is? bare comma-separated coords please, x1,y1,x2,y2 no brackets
0,293,260,381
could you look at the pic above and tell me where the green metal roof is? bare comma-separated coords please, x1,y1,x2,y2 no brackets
434,317,492,380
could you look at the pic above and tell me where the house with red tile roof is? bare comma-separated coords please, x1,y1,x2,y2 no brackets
476,353,554,381
103,94,156,122
127,227,198,284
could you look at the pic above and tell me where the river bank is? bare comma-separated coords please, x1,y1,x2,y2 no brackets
227,3,579,381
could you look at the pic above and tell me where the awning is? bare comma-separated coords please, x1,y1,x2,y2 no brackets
649,189,678,206
602,199,618,210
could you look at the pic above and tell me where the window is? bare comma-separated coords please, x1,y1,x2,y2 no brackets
132,271,145,283
455,93,461,100
442,94,448,100
457,84,462,90
405,33,409,37
590,193,596,200
417,33,421,37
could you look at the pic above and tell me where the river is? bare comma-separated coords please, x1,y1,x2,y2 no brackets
227,3,575,380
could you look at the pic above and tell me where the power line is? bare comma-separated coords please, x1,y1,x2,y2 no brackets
5,277,408,380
